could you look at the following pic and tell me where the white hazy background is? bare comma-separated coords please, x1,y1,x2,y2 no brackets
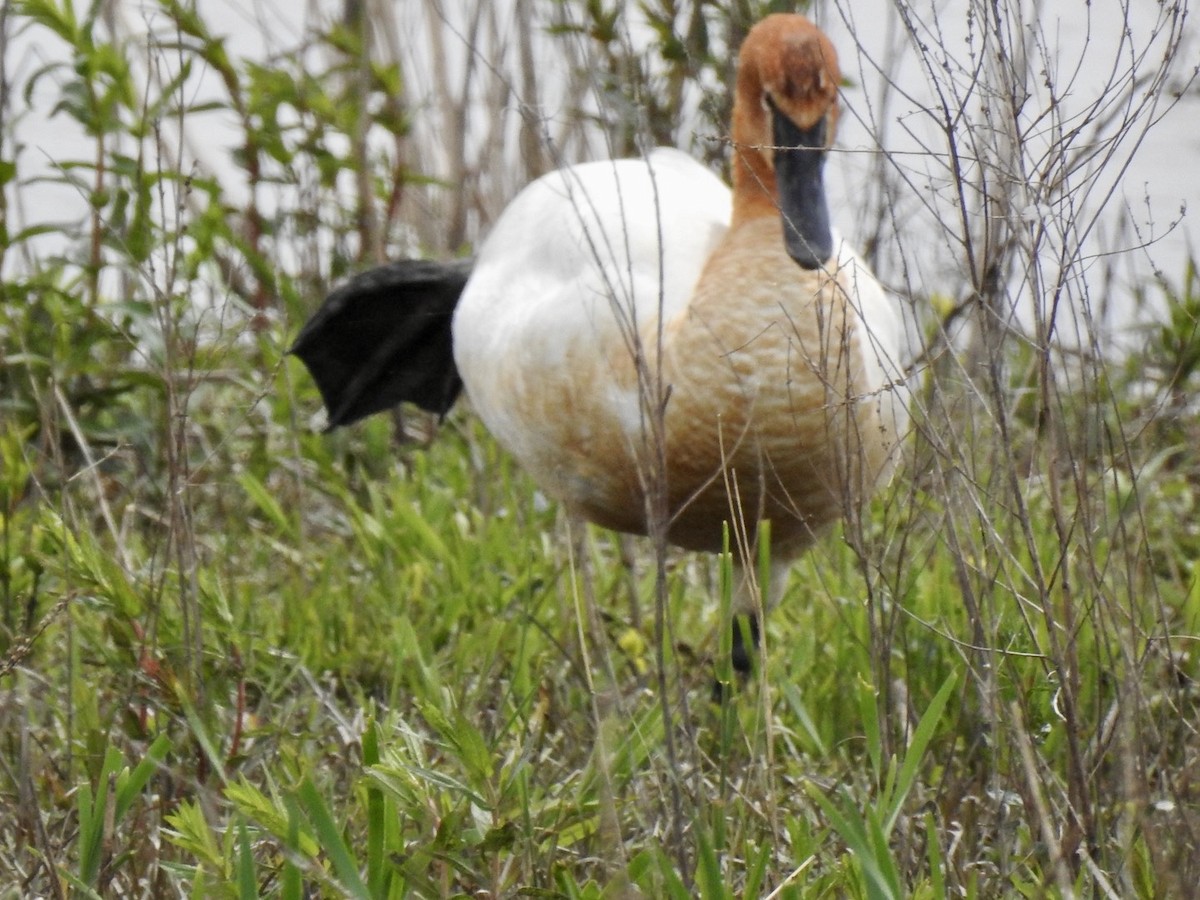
7,0,1198,351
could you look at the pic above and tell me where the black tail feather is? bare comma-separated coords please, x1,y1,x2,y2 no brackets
290,259,472,428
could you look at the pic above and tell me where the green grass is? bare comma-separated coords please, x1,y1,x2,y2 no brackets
5,353,1198,895
3,0,1199,896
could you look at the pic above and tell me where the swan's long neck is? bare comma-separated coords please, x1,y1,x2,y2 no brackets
728,68,780,228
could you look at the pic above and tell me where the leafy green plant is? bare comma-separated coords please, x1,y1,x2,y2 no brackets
810,674,957,900
69,734,172,891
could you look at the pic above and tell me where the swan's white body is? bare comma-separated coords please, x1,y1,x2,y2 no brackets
454,148,728,487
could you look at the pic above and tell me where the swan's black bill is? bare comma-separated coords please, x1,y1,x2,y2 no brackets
772,106,833,270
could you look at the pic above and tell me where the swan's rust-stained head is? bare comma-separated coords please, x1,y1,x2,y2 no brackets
739,14,840,134
730,14,841,226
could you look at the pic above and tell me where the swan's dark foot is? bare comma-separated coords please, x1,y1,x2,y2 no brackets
711,614,761,702
731,614,760,676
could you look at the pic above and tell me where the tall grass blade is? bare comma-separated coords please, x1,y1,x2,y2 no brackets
113,733,171,823
295,777,370,900
362,718,389,899
883,673,956,835
236,820,259,900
